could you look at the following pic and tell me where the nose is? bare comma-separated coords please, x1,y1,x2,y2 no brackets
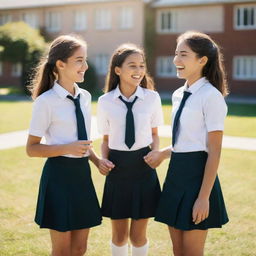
173,55,178,65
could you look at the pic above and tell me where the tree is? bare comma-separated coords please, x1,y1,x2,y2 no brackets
0,21,46,92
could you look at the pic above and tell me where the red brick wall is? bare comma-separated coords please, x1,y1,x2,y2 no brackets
0,62,21,87
152,3,256,96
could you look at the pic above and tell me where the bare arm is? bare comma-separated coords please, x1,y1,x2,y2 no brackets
192,131,223,224
26,135,92,158
144,128,172,168
97,135,115,175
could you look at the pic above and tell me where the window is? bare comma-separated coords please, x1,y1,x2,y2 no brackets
95,9,111,30
12,63,22,77
0,62,3,76
233,56,256,80
0,14,12,25
235,5,256,29
22,13,38,28
94,54,109,75
156,56,176,77
74,10,87,31
157,10,177,33
46,12,61,32
120,7,133,29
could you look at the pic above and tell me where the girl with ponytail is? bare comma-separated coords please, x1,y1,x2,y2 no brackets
144,31,229,255
26,35,105,256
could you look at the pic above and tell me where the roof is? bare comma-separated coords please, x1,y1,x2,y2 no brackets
152,0,256,7
0,0,133,10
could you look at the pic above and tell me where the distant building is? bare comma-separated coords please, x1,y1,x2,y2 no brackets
151,0,256,96
0,0,147,89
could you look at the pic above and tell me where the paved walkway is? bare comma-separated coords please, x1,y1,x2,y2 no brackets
1,117,256,151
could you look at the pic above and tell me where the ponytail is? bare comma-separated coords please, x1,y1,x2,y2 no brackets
29,61,56,100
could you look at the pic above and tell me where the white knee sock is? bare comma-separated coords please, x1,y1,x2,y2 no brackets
111,242,128,256
132,241,149,256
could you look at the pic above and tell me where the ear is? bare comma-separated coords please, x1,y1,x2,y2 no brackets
199,56,208,67
114,66,121,76
56,59,66,70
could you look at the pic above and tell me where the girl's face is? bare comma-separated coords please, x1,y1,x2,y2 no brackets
57,46,88,84
115,52,146,89
173,40,206,86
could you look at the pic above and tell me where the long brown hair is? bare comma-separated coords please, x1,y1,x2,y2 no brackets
177,31,229,96
28,35,87,99
104,43,155,93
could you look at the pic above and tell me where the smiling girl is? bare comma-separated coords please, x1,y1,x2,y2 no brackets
26,35,103,256
97,43,164,256
144,31,229,256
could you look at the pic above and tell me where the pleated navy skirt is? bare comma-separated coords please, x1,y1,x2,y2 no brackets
155,151,229,230
101,147,161,219
35,156,102,232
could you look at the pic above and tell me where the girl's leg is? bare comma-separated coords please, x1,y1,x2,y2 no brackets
111,219,129,256
130,218,149,256
183,229,208,256
168,226,183,256
50,229,71,256
70,228,90,256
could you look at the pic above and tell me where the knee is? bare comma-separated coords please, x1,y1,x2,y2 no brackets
52,248,71,256
172,244,184,256
71,243,87,256
129,233,147,247
112,232,129,246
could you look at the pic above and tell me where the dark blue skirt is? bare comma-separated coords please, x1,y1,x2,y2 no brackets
101,147,161,219
35,156,102,232
155,151,229,230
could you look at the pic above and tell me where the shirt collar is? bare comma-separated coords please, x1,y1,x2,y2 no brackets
113,85,145,101
185,77,207,94
53,81,81,99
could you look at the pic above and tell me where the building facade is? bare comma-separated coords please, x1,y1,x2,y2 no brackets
0,0,147,88
151,0,256,96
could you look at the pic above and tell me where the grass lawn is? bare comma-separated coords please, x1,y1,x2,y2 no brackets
0,100,256,138
0,138,255,255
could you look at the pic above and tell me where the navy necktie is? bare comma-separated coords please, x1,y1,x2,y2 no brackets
172,91,192,147
67,94,88,140
119,95,138,149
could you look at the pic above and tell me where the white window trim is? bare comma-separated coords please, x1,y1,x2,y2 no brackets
0,14,12,25
22,12,39,28
156,56,176,78
119,7,134,30
12,63,22,77
94,54,109,75
234,4,256,30
233,56,256,80
73,10,87,31
95,9,111,30
156,9,177,34
46,12,61,32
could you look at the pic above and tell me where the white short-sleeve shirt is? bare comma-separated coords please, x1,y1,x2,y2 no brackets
29,82,91,158
97,85,164,151
172,77,227,153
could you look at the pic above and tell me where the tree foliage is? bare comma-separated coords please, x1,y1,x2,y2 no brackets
0,21,46,91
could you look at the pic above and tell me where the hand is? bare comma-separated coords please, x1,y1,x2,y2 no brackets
192,198,209,225
67,140,92,157
98,158,115,176
144,150,164,168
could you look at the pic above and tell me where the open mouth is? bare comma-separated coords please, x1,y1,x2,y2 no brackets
131,75,141,79
176,65,185,71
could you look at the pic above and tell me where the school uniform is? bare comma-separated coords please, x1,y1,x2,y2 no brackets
155,77,229,230
97,85,164,219
29,82,102,232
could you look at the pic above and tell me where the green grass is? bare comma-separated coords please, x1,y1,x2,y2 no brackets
0,138,255,255
0,100,255,137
